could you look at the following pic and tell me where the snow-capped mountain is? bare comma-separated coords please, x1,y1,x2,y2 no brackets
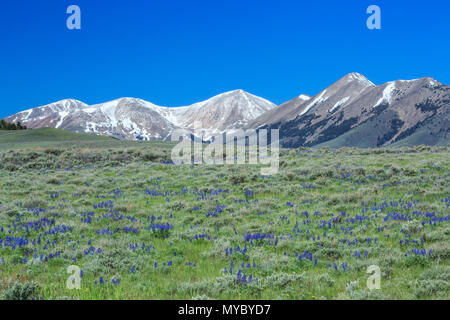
246,72,374,131
175,90,276,139
260,73,449,148
4,90,276,141
4,73,448,147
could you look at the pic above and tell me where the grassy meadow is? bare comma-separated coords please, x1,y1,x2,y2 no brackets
0,128,449,300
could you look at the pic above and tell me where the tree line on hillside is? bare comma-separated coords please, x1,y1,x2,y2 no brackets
0,119,27,130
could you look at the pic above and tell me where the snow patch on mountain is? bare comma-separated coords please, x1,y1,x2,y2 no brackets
329,96,350,113
300,90,328,116
99,100,119,127
374,82,396,108
55,111,69,128
298,94,311,101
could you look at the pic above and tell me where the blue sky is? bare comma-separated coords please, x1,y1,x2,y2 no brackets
0,0,449,118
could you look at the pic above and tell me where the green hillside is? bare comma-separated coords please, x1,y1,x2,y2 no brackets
0,127,172,152
0,127,116,150
0,127,112,142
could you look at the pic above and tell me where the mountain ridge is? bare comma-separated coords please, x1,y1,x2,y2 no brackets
259,73,448,148
5,90,276,141
4,73,449,147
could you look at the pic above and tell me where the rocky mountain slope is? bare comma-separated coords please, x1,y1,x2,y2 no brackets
257,73,449,148
4,73,449,147
5,90,276,141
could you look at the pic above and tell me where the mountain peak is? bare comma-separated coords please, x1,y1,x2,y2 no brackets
60,98,84,103
49,99,87,107
340,73,375,86
198,89,276,108
194,89,251,104
222,89,248,96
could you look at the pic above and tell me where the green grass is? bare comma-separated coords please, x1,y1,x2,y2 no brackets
0,127,176,152
0,128,112,150
0,142,448,300
0,127,113,141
